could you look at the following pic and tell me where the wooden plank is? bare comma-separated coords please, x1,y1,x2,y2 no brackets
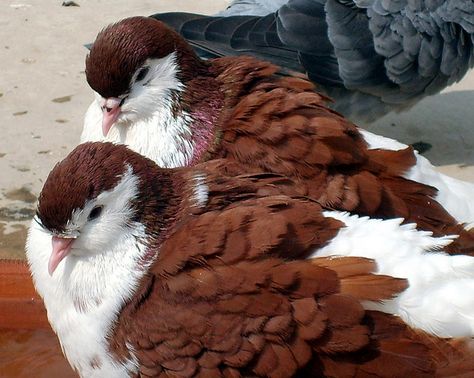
0,298,49,329
0,259,40,298
0,259,49,329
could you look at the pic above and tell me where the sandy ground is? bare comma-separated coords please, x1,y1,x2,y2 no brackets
1,0,473,259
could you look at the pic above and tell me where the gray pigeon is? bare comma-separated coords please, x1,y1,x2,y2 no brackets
151,0,474,122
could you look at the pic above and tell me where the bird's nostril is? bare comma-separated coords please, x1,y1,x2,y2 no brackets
105,107,112,112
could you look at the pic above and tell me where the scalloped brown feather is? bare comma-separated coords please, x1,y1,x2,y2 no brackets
104,174,473,377
194,56,474,255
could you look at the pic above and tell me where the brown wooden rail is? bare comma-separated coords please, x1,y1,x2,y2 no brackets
0,259,49,329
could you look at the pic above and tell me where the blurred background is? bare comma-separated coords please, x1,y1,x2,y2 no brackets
1,0,473,259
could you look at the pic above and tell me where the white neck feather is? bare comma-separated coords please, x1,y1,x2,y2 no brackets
82,98,194,169
27,221,146,377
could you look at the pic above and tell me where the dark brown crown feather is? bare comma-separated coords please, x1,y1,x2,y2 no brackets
37,142,161,234
85,17,208,98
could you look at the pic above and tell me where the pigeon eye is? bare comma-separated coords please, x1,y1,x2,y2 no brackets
88,206,103,221
136,66,150,82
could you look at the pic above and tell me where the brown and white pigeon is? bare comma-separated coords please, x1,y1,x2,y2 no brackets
82,16,474,252
27,142,474,377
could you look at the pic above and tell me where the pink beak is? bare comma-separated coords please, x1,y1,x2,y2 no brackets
48,236,75,276
101,97,122,137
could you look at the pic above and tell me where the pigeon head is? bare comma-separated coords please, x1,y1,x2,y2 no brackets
85,16,208,136
35,142,176,275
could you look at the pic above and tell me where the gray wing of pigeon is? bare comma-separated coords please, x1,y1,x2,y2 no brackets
151,0,474,122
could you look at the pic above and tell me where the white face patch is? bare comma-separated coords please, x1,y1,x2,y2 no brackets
118,52,184,126
62,165,140,257
82,52,195,169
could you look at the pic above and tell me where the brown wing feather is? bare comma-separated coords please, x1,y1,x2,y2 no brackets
113,257,411,377
203,57,474,255
359,311,474,378
313,257,408,302
107,190,472,377
114,258,470,377
154,195,342,276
